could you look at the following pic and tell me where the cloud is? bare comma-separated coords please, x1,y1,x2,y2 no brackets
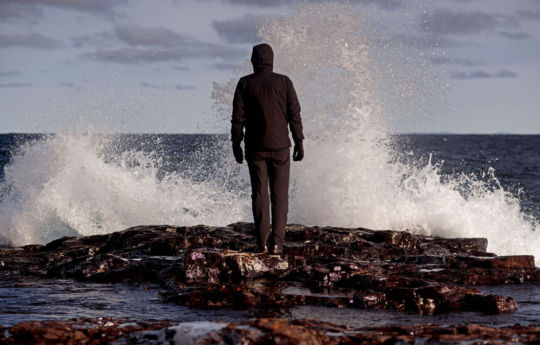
0,70,22,77
175,84,196,90
57,82,80,90
140,81,166,89
85,25,245,63
214,0,287,7
0,32,58,49
0,82,32,88
428,56,485,66
72,31,115,48
451,69,518,79
497,30,531,40
2,0,125,14
517,10,540,20
216,0,403,10
421,9,518,35
212,14,267,43
139,82,196,90
494,69,518,78
350,0,404,10
115,24,197,47
0,3,43,20
380,32,461,49
210,62,243,70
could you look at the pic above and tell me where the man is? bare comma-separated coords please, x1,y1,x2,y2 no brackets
231,43,304,255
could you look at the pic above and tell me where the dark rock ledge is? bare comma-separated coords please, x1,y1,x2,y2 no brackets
2,317,540,345
1,222,538,316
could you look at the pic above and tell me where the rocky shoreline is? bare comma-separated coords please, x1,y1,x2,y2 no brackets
1,222,539,344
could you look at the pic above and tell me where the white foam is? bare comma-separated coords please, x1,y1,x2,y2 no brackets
0,133,249,245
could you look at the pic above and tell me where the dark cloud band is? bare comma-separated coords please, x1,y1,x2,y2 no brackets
0,32,58,49
451,69,518,79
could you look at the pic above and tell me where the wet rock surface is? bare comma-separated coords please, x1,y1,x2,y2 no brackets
0,318,173,345
2,317,540,345
1,223,539,317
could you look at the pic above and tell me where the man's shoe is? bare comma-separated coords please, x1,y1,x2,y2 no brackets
270,244,282,255
257,244,268,254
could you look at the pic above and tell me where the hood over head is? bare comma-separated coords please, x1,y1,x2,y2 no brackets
251,43,273,73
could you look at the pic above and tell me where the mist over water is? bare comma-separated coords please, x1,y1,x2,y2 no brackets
0,3,538,264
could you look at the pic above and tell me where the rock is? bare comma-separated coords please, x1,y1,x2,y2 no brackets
1,223,537,316
183,249,289,283
1,318,171,345
142,318,540,345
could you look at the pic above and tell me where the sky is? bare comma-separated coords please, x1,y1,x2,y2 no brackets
0,0,539,134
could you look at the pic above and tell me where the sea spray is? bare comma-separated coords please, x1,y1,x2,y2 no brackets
0,132,248,245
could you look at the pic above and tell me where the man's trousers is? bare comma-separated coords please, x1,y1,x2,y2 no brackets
246,148,290,247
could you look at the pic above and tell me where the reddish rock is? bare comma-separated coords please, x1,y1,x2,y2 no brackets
1,222,537,316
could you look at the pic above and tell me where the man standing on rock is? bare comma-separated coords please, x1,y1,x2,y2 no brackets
231,43,304,255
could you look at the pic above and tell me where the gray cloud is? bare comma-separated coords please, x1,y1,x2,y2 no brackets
115,25,197,47
428,56,485,66
2,0,125,14
498,30,531,40
212,14,267,44
139,82,196,90
421,9,518,35
57,82,80,90
0,3,43,20
215,0,287,7
87,47,185,63
494,69,518,78
0,82,32,88
210,62,242,70
216,0,403,10
72,31,115,48
517,10,540,20
175,84,196,90
350,0,404,10
0,32,58,49
382,32,461,49
0,0,125,22
85,25,245,64
451,70,491,79
451,69,518,79
140,81,166,89
0,70,22,77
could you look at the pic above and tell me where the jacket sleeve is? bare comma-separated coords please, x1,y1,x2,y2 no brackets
231,79,245,143
286,77,304,144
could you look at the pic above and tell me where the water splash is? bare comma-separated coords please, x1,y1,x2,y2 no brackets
0,132,248,245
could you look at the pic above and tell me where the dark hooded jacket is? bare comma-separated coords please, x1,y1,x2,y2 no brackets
231,43,304,152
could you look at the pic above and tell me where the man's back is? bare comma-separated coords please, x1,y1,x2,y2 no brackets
231,44,303,152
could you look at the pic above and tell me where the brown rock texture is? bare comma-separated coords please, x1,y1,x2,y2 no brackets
1,223,538,316
2,318,540,345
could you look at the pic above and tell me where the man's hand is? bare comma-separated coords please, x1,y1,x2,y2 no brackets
293,142,304,161
232,142,243,164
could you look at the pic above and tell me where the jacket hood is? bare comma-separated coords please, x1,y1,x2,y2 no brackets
251,43,273,72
